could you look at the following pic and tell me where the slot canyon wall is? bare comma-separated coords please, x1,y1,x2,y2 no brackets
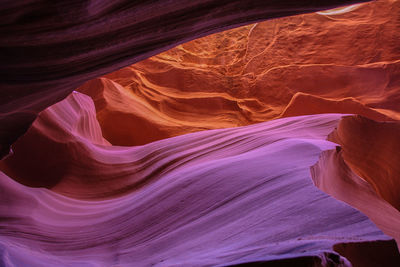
78,0,400,146
0,0,371,158
1,0,400,266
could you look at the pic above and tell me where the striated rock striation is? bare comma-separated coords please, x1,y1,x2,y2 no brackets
0,0,369,158
0,92,348,199
1,92,398,266
78,0,400,146
327,115,400,212
1,1,400,266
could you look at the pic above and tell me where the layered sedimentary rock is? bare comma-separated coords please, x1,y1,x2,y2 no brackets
311,117,400,249
311,145,400,249
1,92,398,266
310,115,400,263
79,0,400,146
0,0,368,158
1,0,400,266
328,116,400,211
0,93,358,199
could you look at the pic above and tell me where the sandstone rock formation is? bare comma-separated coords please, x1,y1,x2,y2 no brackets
1,0,400,266
79,0,400,146
0,92,397,266
0,0,368,158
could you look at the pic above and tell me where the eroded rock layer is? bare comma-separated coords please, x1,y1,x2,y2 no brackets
0,92,397,266
1,1,400,266
328,116,400,212
312,146,400,249
0,0,368,158
78,0,400,146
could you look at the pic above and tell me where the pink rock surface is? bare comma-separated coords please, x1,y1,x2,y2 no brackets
0,92,397,266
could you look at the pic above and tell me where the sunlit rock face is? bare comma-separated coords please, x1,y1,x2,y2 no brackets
0,0,368,158
1,0,400,266
79,0,400,146
311,116,400,247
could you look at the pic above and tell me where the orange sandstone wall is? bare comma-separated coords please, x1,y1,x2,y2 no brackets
79,0,400,146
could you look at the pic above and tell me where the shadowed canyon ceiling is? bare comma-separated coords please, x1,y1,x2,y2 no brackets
1,0,400,266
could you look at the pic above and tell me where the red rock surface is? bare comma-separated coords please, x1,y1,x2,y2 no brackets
311,143,400,248
79,0,400,146
0,0,367,158
327,116,400,211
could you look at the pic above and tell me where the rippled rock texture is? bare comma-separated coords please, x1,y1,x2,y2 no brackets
1,0,400,266
78,0,400,146
0,92,397,267
0,0,368,158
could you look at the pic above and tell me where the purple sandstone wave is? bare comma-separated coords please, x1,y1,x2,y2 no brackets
0,92,398,266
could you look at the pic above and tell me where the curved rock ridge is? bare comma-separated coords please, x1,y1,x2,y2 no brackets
327,115,400,211
1,92,344,199
78,78,191,146
280,93,392,121
311,147,400,248
78,0,400,146
0,92,397,266
0,0,369,158
0,92,110,189
311,115,400,262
